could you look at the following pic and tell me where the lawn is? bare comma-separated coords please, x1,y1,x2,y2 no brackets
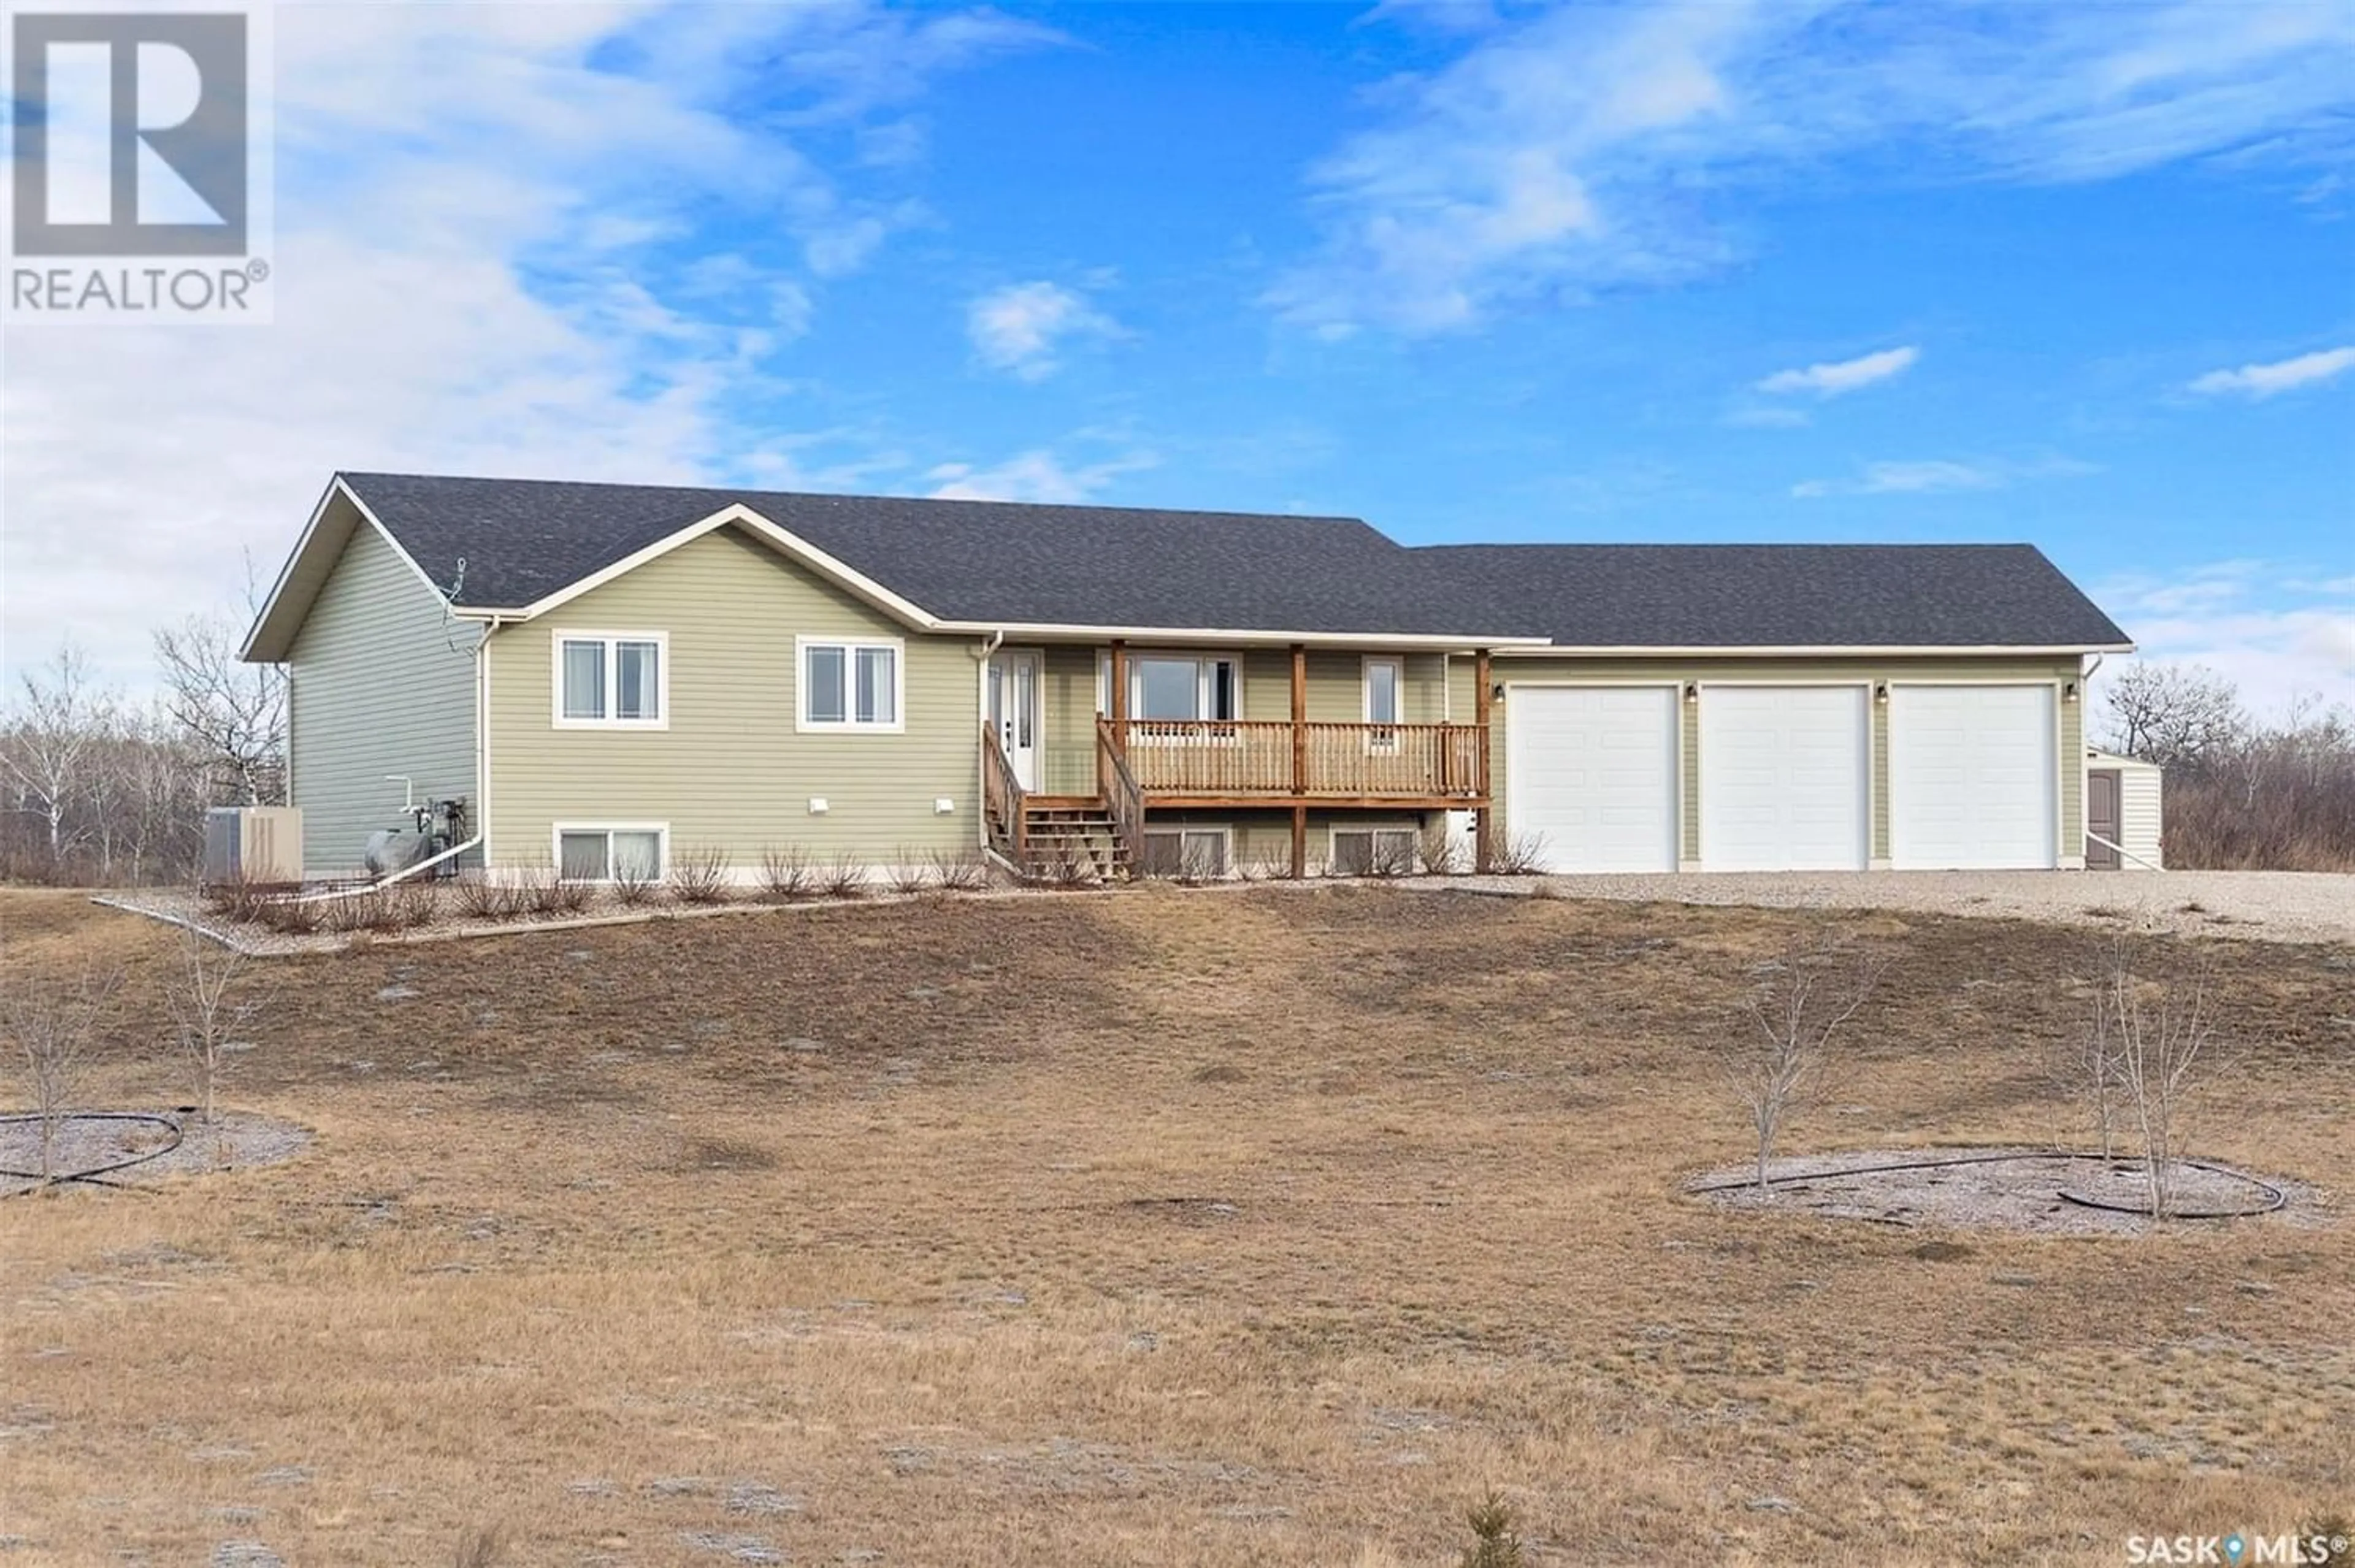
1,885,2349,1566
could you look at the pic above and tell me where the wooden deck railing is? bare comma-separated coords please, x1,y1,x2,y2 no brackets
1095,721,1146,866
981,721,1026,860
1098,719,1487,801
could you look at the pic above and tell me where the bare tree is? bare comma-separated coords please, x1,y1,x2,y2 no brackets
166,917,262,1130
2,963,122,1187
2056,973,2126,1159
1722,930,1886,1189
1,640,115,867
2095,938,2218,1219
2097,662,2246,770
154,570,286,806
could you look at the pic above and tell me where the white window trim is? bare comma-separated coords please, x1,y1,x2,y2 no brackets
552,629,670,731
551,822,670,884
1328,820,1421,875
1140,823,1234,878
796,634,907,734
1098,649,1243,724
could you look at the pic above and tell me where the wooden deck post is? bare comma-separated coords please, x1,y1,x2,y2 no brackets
1474,648,1495,873
1290,644,1308,879
1108,639,1128,728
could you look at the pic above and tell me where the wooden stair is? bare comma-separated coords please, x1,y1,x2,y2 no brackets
1015,802,1130,882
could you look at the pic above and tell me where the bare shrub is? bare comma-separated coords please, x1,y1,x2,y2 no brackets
1366,833,1419,879
453,872,506,923
1175,837,1226,885
821,854,868,900
2,963,121,1187
1419,824,1466,876
611,858,659,908
553,876,592,916
166,919,261,1127
1487,832,1550,876
323,887,389,934
1721,929,1886,1189
2094,936,2219,1218
668,846,732,906
255,895,320,935
202,868,270,925
760,846,814,901
888,851,932,897
510,861,566,917
928,847,990,893
1459,1490,1524,1568
385,877,441,931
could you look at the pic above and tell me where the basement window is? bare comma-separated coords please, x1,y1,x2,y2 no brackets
1330,826,1419,877
555,631,667,728
556,825,666,883
1139,827,1231,879
799,637,902,732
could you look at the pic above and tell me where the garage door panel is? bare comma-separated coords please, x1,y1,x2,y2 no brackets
1698,686,1868,871
1507,686,1678,873
1890,685,2057,869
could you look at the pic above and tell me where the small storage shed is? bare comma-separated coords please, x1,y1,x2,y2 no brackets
2084,749,2164,870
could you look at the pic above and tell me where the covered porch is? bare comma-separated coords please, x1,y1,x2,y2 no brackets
982,639,1495,878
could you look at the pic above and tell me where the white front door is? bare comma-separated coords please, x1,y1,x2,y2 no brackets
1699,685,1869,871
987,648,1044,792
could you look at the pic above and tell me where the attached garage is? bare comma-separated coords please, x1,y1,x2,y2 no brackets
1888,684,2059,869
1698,685,1869,870
1505,685,1679,873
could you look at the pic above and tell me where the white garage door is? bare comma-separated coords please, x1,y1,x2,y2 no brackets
1699,686,1869,871
1890,685,2058,869
1506,686,1679,873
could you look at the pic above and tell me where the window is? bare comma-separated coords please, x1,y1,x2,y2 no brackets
1330,825,1419,877
556,825,665,883
798,637,902,732
554,632,666,727
1140,827,1230,879
1098,652,1239,722
1364,656,1403,751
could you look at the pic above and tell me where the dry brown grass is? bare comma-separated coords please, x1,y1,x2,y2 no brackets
0,885,2349,1566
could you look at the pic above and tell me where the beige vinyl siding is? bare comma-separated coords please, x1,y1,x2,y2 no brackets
1476,654,2085,865
286,521,478,878
483,526,976,869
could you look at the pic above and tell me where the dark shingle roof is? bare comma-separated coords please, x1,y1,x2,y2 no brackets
332,472,2131,649
1415,543,2131,648
340,472,1495,637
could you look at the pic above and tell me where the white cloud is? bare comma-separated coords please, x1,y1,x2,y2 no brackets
966,281,1122,381
925,447,1159,503
1,2,1055,695
1723,405,1812,429
1273,2,2355,334
2092,560,2355,715
2186,345,2355,399
1791,455,2097,499
1755,346,1920,398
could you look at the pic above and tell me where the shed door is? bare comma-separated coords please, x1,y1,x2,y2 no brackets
2086,769,2121,870
1699,686,1869,871
1506,686,1679,873
1889,685,2058,869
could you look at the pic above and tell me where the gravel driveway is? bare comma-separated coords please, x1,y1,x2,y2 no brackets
1424,869,2355,944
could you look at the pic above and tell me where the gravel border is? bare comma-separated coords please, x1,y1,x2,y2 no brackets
1689,1145,2326,1236
1,1109,310,1195
1412,869,2355,945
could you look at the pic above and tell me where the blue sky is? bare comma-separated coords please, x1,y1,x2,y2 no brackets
3,0,2351,709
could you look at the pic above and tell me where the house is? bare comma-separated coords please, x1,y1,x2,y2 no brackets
240,472,2135,884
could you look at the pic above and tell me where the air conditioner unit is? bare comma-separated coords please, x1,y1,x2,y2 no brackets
204,806,304,888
